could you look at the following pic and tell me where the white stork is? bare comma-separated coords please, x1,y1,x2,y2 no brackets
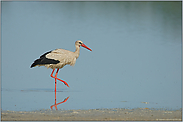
30,40,92,91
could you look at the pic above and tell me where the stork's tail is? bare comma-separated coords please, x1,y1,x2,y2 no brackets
30,59,41,68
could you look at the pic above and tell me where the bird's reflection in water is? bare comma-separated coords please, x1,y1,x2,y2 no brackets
50,90,70,110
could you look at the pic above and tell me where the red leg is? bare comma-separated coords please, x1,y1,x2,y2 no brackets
50,69,70,87
55,76,57,92
55,69,70,87
50,69,55,77
54,69,59,92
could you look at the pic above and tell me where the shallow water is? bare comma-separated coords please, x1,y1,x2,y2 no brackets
1,1,182,111
1,86,181,111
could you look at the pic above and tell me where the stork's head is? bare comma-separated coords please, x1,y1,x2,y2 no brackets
75,40,92,51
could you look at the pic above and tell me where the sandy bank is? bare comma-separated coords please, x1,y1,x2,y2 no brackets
1,108,182,121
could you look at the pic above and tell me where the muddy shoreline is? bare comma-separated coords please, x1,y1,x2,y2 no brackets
1,108,182,121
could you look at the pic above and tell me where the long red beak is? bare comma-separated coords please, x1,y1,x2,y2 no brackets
81,43,92,51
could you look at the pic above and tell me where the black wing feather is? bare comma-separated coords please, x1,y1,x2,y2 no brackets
30,50,60,68
40,51,52,58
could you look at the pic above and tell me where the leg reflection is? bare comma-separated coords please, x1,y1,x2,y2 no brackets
50,91,70,110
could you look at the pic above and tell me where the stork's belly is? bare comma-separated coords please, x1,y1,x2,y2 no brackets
44,60,75,69
44,63,66,69
41,56,77,69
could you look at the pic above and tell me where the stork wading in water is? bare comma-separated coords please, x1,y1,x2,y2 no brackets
30,40,92,91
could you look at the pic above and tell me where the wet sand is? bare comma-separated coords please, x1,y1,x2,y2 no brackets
1,108,182,121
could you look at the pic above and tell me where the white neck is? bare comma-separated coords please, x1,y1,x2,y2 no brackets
74,45,80,59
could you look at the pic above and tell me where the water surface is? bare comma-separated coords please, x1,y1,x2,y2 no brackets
1,1,182,111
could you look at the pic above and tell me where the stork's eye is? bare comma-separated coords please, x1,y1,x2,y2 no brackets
79,42,82,44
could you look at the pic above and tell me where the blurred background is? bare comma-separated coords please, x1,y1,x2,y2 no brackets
1,1,182,111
